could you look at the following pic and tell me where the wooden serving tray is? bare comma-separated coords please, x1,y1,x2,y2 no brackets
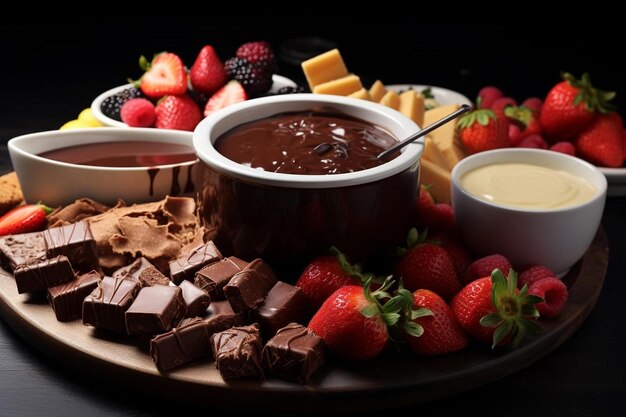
0,228,609,412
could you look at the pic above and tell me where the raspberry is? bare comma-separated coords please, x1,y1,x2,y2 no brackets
478,86,503,109
492,97,517,113
528,278,568,318
518,265,557,289
522,97,543,113
464,254,512,284
120,98,156,127
550,141,576,156
518,134,548,149
236,41,276,70
100,87,145,122
225,57,273,95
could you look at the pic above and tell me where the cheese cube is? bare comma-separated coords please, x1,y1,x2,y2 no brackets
422,137,450,171
313,74,363,96
379,90,400,110
420,159,451,204
399,90,425,126
369,80,387,102
424,104,465,168
348,88,371,100
301,49,349,90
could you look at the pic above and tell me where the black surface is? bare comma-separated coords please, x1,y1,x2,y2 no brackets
1,18,625,417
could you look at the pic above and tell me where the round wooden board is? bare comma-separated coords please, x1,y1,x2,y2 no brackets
0,228,609,412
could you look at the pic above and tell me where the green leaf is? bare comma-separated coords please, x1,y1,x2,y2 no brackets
512,327,525,347
477,111,489,125
520,294,543,305
411,307,433,320
403,321,425,338
521,317,542,334
139,55,150,71
491,269,508,307
507,269,517,294
383,295,406,314
480,313,503,328
382,312,401,326
407,228,419,248
398,288,414,308
360,304,379,318
492,321,512,348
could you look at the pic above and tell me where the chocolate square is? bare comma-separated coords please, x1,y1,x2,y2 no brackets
14,255,76,294
211,324,264,380
205,311,246,339
83,276,140,333
253,282,308,337
125,286,186,335
179,280,211,317
44,220,100,273
194,256,248,300
150,317,211,372
262,323,325,383
223,259,277,313
113,257,171,287
207,300,236,317
169,241,222,284
47,270,101,322
0,231,46,272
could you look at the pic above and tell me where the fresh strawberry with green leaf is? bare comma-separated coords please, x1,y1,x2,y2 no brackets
155,95,201,131
190,45,227,95
451,269,542,348
540,72,615,142
0,204,52,236
394,228,461,299
574,113,624,167
458,107,510,154
397,287,468,355
296,247,381,311
308,277,402,360
137,52,187,100
504,106,542,144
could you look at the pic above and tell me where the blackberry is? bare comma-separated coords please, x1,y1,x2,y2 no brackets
100,87,145,121
224,57,272,96
274,85,308,95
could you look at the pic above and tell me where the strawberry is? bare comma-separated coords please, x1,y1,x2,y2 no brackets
417,203,456,233
308,278,399,361
540,72,615,142
236,41,276,70
296,247,379,312
138,53,187,100
394,229,461,299
477,86,503,109
190,45,227,95
400,288,468,355
518,265,557,289
451,269,542,347
464,254,512,285
0,204,52,236
549,141,576,156
416,184,435,211
458,108,510,154
154,95,201,131
204,81,248,117
521,97,543,113
504,106,542,143
517,134,548,149
120,98,155,127
574,113,624,167
528,278,568,318
491,97,517,113
440,238,473,280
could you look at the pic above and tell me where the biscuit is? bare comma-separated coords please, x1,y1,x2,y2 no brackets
0,172,24,216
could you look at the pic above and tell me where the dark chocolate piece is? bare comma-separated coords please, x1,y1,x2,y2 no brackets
83,276,140,333
125,285,186,335
47,271,101,321
253,282,308,337
211,324,264,380
139,266,171,287
43,220,100,273
150,317,211,372
262,323,325,383
113,257,171,287
179,280,211,317
14,256,75,294
205,311,246,339
169,241,222,284
223,259,277,313
0,231,46,272
194,256,248,300
207,300,236,317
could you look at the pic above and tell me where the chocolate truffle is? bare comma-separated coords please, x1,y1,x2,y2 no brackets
14,255,75,294
125,285,186,335
194,256,248,300
83,276,140,333
211,324,264,380
223,259,277,313
150,317,211,372
47,270,101,321
253,281,308,337
179,280,211,317
169,241,222,284
44,220,100,273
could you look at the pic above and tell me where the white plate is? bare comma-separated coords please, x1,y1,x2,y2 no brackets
386,84,472,107
91,75,297,128
598,167,626,196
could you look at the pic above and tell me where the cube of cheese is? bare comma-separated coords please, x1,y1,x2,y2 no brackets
424,104,465,169
348,88,370,100
422,136,450,171
369,80,387,102
379,90,400,110
313,74,363,96
420,159,451,204
399,90,425,126
301,49,349,90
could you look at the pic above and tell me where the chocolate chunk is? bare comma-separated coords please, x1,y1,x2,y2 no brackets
194,256,248,300
125,286,186,335
83,276,140,333
113,257,171,287
169,241,222,284
211,324,264,380
47,271,101,322
139,266,171,287
223,259,277,313
44,220,100,273
253,282,308,337
205,311,246,339
179,280,211,317
0,231,46,272
207,300,235,316
262,323,325,383
14,256,75,294
150,317,211,372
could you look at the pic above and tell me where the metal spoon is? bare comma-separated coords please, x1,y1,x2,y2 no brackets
377,104,472,160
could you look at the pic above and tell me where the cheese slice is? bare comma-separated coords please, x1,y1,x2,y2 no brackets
313,74,363,96
420,159,451,204
399,90,425,126
422,136,450,171
425,104,465,169
379,90,400,110
348,88,370,100
301,49,349,90
369,80,387,102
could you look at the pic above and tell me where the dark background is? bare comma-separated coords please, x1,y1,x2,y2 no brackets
0,17,625,416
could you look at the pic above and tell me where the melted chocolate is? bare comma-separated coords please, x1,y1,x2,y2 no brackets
214,111,399,175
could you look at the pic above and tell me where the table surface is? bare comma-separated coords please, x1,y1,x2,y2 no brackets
1,21,625,417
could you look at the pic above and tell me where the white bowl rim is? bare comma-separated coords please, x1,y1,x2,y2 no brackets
451,148,608,213
192,94,423,189
8,128,197,172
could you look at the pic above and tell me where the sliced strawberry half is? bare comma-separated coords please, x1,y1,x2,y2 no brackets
139,52,187,100
204,81,248,117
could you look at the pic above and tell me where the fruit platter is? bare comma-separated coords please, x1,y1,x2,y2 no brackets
0,36,621,413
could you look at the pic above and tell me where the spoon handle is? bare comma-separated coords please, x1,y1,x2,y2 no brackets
377,104,472,160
